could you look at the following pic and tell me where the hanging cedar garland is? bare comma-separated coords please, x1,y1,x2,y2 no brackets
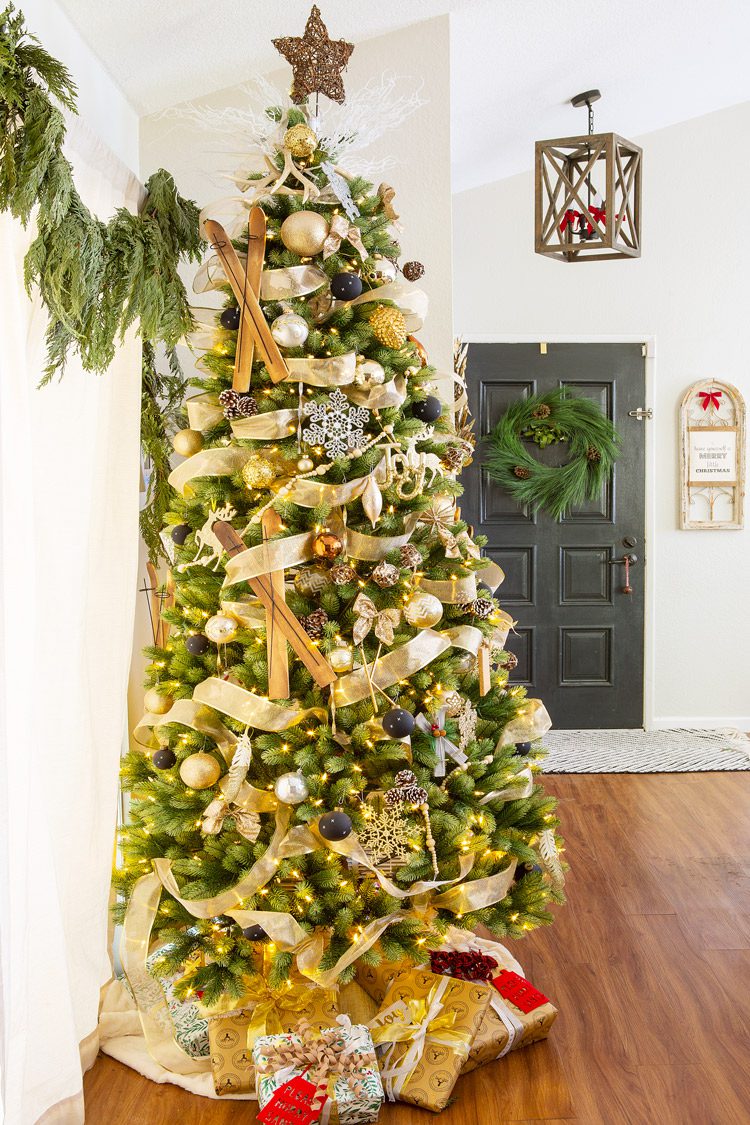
485,388,620,518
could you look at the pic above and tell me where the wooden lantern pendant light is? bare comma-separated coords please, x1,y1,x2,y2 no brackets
535,90,642,261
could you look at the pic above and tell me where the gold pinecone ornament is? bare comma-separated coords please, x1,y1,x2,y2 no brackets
369,305,407,348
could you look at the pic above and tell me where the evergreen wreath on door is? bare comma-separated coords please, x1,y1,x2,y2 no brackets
485,387,620,518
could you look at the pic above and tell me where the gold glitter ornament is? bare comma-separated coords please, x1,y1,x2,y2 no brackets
284,123,317,158
280,211,329,256
369,305,407,349
172,428,203,457
404,590,443,628
273,6,354,106
144,687,173,715
241,454,278,490
179,752,221,790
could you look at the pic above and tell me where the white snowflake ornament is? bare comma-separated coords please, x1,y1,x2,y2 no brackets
303,388,369,459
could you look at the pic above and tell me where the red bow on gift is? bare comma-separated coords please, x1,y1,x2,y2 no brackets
429,950,498,982
698,390,722,411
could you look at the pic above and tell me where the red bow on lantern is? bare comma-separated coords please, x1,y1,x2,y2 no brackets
560,205,607,234
698,390,722,411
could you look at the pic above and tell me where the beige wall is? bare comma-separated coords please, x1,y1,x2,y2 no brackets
140,15,453,373
453,101,750,727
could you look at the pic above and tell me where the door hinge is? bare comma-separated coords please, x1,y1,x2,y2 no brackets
628,407,653,420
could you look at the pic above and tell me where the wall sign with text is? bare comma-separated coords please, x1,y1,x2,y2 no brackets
680,380,745,529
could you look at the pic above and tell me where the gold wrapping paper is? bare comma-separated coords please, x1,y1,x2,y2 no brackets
460,984,557,1073
369,968,489,1111
207,984,339,1095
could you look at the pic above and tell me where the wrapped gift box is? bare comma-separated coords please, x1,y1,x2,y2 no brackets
461,969,557,1073
254,1019,383,1124
369,967,489,1112
208,980,339,1096
145,949,209,1059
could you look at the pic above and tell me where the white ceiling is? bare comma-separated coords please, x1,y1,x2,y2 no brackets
55,0,750,191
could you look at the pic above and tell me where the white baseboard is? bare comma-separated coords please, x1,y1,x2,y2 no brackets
647,718,750,732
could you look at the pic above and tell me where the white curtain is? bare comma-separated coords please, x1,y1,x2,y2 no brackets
0,119,143,1124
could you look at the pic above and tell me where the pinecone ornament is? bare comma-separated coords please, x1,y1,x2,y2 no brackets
386,769,428,806
441,446,465,473
219,389,258,420
532,403,551,419
300,608,328,638
402,260,424,281
586,445,601,462
372,561,400,588
330,563,357,586
513,465,531,479
369,305,407,349
399,544,422,569
464,597,494,619
498,651,518,671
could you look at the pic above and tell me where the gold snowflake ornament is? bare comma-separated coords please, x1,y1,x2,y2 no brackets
359,806,413,866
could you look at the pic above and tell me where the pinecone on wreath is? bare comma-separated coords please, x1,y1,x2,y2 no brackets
532,403,552,419
513,465,531,479
300,608,328,638
586,445,601,463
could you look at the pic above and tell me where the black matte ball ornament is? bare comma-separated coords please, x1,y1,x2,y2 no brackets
152,748,176,770
382,708,415,738
185,633,210,655
242,924,267,941
220,306,241,330
171,523,191,545
515,862,543,881
514,741,533,755
330,272,364,301
412,395,442,424
476,582,493,598
318,810,353,841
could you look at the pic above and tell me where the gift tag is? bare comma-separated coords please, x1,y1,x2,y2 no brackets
257,1073,326,1125
492,969,550,1014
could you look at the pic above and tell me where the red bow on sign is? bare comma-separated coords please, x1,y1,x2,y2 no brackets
698,390,722,411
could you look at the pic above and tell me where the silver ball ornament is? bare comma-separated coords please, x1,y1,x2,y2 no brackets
271,312,309,349
365,256,397,284
274,770,310,805
357,359,386,386
329,647,354,673
404,591,443,629
204,614,239,644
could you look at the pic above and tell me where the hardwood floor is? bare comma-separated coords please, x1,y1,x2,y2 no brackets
84,773,750,1125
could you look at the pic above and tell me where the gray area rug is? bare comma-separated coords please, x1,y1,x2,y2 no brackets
540,727,750,773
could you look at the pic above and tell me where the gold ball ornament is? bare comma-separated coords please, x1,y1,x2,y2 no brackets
179,752,221,790
284,123,318,158
370,305,407,349
312,531,344,561
204,614,239,644
172,428,204,457
280,211,329,256
144,687,173,715
329,646,354,673
242,454,278,490
404,590,443,629
297,456,315,473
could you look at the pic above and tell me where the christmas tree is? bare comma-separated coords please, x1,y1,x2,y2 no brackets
116,6,563,1025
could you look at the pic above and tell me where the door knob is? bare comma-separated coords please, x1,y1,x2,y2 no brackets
623,535,637,548
608,553,636,593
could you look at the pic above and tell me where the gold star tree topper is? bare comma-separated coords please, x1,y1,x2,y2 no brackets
273,6,354,105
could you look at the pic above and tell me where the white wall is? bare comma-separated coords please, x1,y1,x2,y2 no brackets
140,16,453,373
453,102,750,728
25,0,138,172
